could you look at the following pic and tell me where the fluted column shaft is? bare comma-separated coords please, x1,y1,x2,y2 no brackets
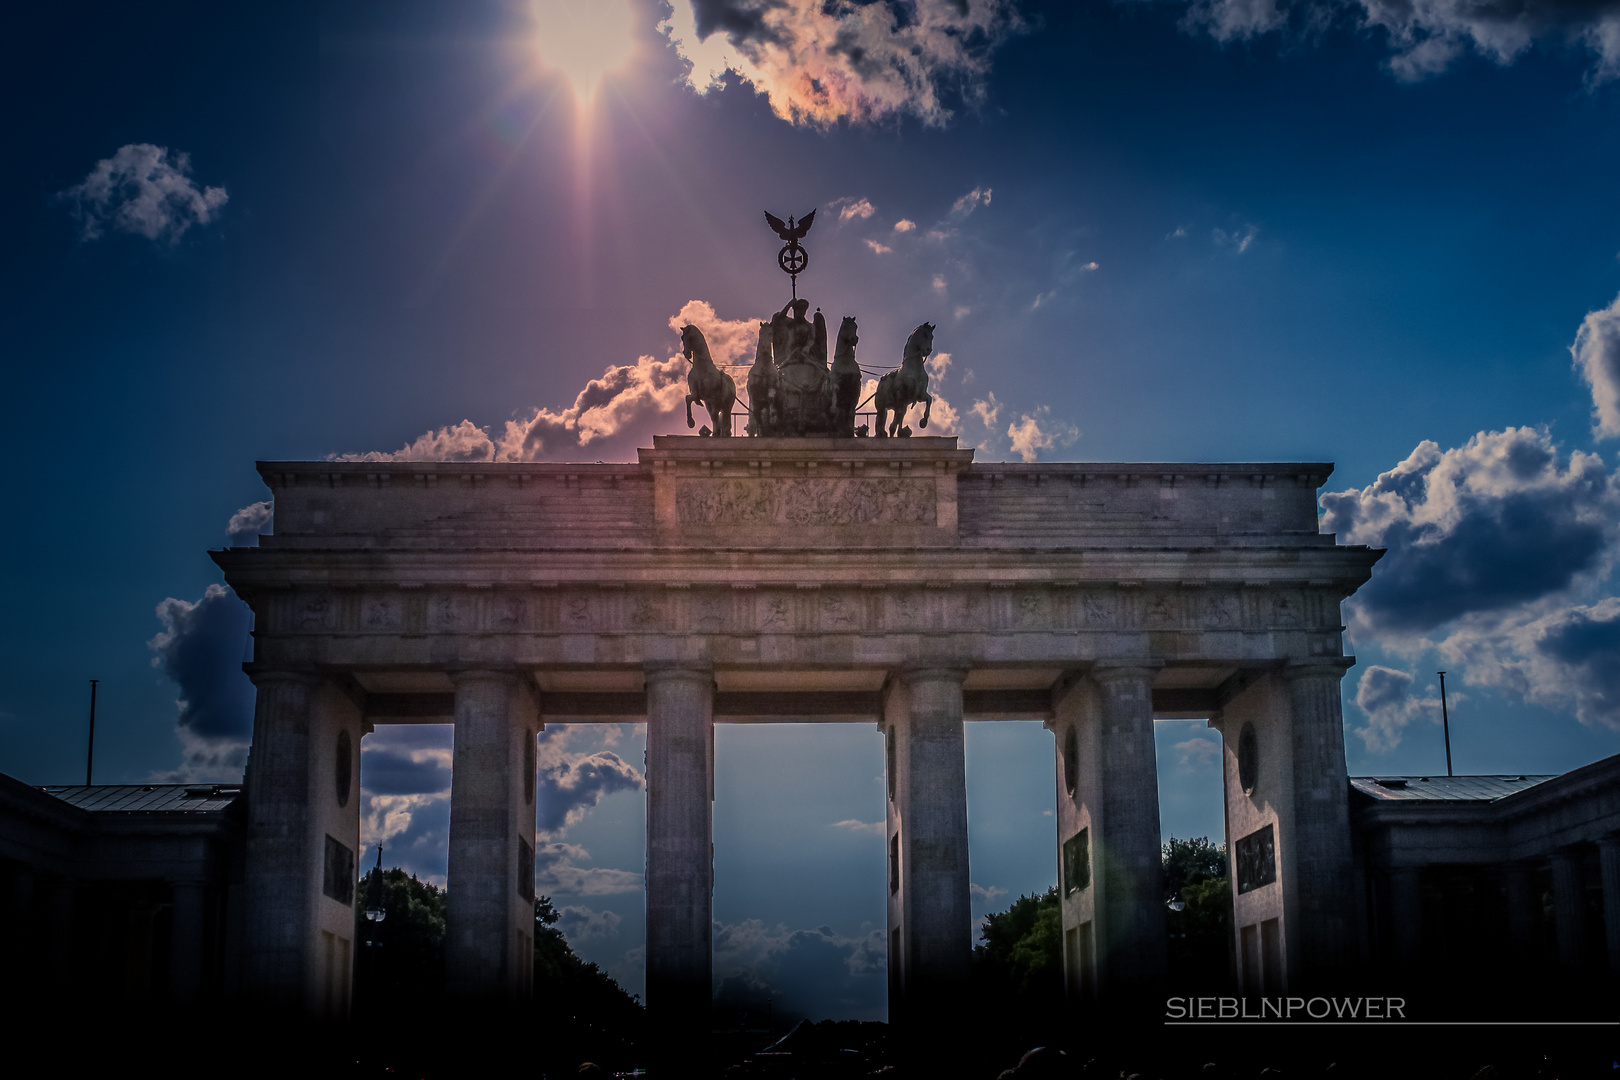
1599,838,1620,978
644,663,715,1033
1550,849,1589,971
1284,661,1358,977
446,670,539,999
1091,664,1167,995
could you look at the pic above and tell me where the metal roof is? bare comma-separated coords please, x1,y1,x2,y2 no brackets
39,783,242,814
1349,775,1553,802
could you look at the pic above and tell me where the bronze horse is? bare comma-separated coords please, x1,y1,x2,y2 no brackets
830,316,861,438
745,321,779,437
682,324,736,437
874,322,934,437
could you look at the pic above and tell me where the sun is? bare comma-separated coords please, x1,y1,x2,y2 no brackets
529,0,637,103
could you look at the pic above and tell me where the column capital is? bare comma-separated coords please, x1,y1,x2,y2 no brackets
643,661,714,685
243,665,322,687
1282,656,1356,681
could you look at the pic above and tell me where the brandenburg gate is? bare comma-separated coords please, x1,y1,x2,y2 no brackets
215,434,1380,1026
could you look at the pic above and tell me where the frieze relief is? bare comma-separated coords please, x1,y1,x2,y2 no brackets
675,477,937,527
261,584,1342,638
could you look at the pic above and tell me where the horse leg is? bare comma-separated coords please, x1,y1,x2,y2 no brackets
686,394,697,429
875,405,888,438
919,392,933,430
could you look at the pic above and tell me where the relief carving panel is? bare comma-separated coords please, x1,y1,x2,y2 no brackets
676,477,937,527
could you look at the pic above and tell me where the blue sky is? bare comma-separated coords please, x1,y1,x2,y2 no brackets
7,0,1620,1017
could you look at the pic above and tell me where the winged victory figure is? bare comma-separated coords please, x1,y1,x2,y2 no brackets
765,209,816,243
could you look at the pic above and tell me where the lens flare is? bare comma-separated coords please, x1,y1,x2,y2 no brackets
530,0,636,103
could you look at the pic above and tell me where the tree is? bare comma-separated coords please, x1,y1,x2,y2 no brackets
532,897,644,1073
352,866,447,1010
1162,836,1231,985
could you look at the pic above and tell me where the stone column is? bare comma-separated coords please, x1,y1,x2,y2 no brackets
883,666,971,1037
1599,837,1620,978
242,669,318,1005
169,881,208,1002
1503,861,1535,966
1283,659,1358,979
1388,867,1422,965
242,670,364,1017
1090,664,1167,998
446,670,540,999
1550,848,1589,971
644,663,715,1036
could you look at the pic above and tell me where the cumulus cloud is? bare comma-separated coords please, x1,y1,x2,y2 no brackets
557,905,624,941
1352,666,1445,752
712,918,887,1021
1327,421,1620,731
830,818,884,835
1174,734,1222,767
971,393,1002,428
1320,427,1619,635
334,300,760,462
226,500,272,546
1179,0,1620,85
536,841,644,895
1006,406,1080,462
536,726,644,836
665,0,1027,127
59,144,228,243
1440,598,1620,728
894,218,917,233
865,239,893,254
147,584,255,782
834,196,876,221
1572,290,1620,440
970,881,1008,904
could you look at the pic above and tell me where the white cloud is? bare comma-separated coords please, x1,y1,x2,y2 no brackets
834,197,876,222
954,305,971,320
1006,405,1079,463
333,300,761,462
59,144,227,243
1174,734,1222,767
932,273,948,292
1572,290,1620,440
712,918,888,1021
226,500,273,546
536,725,644,836
830,818,884,836
1352,666,1445,752
536,842,644,895
969,881,1008,904
664,1,1027,127
894,218,917,233
971,393,1002,428
1327,423,1620,732
1180,0,1620,85
865,239,893,254
951,186,993,218
1213,223,1259,252
557,905,624,941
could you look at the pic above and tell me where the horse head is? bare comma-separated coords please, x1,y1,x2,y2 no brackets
836,316,859,357
902,322,935,366
681,324,712,367
753,321,774,366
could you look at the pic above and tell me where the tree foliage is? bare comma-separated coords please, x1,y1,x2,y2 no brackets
532,896,644,1072
353,867,447,1009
